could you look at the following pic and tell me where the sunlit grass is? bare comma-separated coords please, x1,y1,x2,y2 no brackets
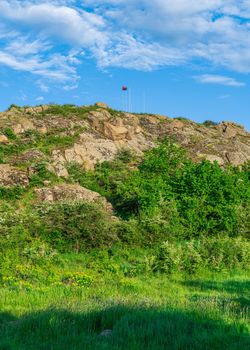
1,270,249,350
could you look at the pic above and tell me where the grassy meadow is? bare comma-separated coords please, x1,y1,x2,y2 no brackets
0,258,250,350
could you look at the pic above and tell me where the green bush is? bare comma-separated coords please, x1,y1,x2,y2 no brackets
37,202,119,251
203,120,218,127
3,128,17,140
114,139,250,239
0,186,25,200
29,162,58,187
154,237,250,274
153,241,182,274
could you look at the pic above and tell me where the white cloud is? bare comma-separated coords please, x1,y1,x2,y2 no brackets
63,84,78,91
86,0,250,72
0,47,79,82
196,74,245,87
36,96,44,101
1,0,250,84
94,34,186,71
37,81,49,93
0,1,107,47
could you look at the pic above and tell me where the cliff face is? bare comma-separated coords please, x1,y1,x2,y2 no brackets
0,103,250,186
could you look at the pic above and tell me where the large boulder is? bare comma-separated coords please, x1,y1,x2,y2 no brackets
10,149,45,165
35,184,113,212
12,117,35,134
95,102,109,109
216,122,247,138
0,164,29,186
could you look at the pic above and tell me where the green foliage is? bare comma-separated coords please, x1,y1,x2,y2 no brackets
67,152,134,200
39,104,98,118
37,202,119,251
2,127,17,140
0,137,27,162
37,134,79,153
154,241,182,274
113,139,250,239
7,104,21,111
29,162,59,187
62,272,93,287
0,186,24,200
154,237,250,274
170,160,249,237
203,120,219,127
175,116,192,122
116,149,135,163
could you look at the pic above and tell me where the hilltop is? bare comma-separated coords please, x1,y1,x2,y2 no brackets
0,103,250,188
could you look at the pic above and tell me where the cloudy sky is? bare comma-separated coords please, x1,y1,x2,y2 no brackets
0,0,250,129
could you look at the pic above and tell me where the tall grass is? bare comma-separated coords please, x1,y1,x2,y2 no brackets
0,273,249,349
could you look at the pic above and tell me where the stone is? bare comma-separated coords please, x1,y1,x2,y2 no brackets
0,103,250,170
225,152,248,166
38,126,48,134
204,154,225,165
0,164,29,186
43,180,51,186
99,329,113,337
35,184,113,212
103,122,130,141
11,149,45,165
216,122,247,138
12,118,35,134
24,105,50,114
95,102,109,109
169,119,185,131
63,134,118,169
0,134,8,143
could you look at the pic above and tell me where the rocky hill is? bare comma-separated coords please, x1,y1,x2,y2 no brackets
0,102,249,193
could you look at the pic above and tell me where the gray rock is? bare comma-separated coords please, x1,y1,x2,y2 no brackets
99,329,113,337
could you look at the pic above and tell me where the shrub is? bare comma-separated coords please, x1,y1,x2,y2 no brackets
153,237,250,274
203,120,218,127
114,139,249,239
181,241,202,274
29,162,58,187
3,128,17,140
37,202,119,251
199,236,250,271
0,186,24,200
153,241,182,274
116,149,135,163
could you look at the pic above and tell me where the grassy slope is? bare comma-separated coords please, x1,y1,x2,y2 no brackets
0,255,249,350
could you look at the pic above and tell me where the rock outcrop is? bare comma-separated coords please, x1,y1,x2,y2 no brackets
35,184,113,212
0,103,249,182
0,164,29,186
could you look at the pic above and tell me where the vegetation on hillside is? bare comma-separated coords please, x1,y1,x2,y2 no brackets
0,126,249,349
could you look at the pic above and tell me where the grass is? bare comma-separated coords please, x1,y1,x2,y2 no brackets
38,104,98,118
0,253,249,350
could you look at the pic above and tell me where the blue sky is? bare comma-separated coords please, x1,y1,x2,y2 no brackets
0,0,250,130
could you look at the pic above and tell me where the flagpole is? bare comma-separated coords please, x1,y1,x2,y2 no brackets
129,88,132,113
143,91,146,113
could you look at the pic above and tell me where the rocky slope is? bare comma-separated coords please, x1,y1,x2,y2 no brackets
0,103,249,195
